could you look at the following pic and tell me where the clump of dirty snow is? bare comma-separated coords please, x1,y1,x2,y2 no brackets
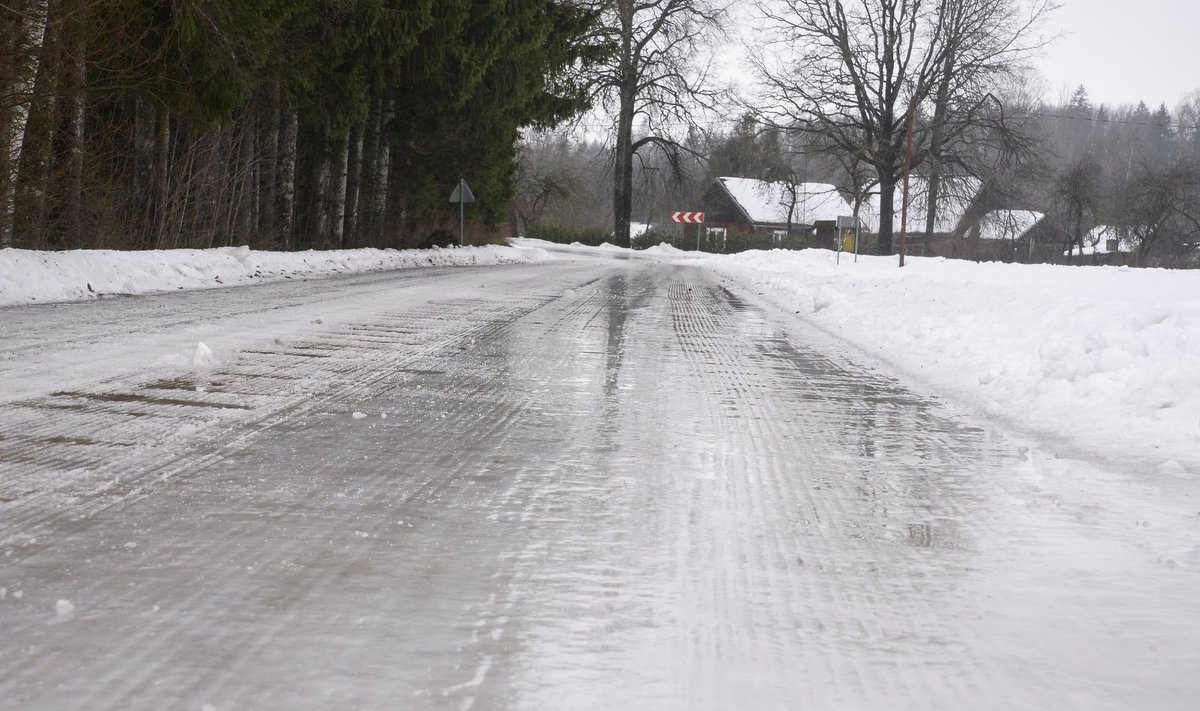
191,342,213,366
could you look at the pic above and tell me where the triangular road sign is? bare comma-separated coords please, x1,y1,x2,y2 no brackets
449,180,475,204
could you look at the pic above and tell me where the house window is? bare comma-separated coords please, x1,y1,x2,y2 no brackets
706,227,727,251
772,229,787,244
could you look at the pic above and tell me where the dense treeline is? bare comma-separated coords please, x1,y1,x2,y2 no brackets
0,0,602,251
1031,88,1200,265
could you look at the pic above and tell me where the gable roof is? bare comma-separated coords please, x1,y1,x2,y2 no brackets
717,177,849,227
977,209,1044,241
1077,225,1135,255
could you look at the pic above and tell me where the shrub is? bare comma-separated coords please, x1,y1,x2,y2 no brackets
632,229,676,250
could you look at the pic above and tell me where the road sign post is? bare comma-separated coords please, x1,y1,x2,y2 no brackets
671,211,705,251
449,179,476,247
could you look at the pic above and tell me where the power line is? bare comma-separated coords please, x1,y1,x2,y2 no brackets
538,103,1190,136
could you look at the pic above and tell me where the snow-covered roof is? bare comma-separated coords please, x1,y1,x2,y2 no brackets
855,177,981,234
718,177,849,227
1076,225,1134,255
977,210,1044,241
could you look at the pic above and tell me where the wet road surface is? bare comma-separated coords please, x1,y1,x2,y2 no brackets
2,254,1199,709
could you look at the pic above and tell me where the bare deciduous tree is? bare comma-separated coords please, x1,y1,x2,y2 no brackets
750,0,1054,255
921,0,1055,238
512,133,584,235
1124,160,1200,266
589,0,725,247
1052,156,1101,259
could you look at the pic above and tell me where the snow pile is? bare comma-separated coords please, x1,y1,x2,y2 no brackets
699,249,1200,473
642,242,686,256
190,342,214,367
0,243,552,306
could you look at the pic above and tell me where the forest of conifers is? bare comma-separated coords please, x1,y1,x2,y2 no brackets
0,0,599,251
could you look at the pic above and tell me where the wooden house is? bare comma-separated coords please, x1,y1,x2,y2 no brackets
700,177,851,250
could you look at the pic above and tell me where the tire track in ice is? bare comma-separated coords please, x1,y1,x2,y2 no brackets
0,271,581,551
121,284,630,708
660,273,1060,709
0,275,619,706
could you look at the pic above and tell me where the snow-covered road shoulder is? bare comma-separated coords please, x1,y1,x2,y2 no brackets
0,243,554,307
698,249,1200,476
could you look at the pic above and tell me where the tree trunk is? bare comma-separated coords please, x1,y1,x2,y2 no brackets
314,148,331,246
50,3,86,247
369,98,393,243
150,105,170,248
1,0,50,247
1070,206,1084,261
237,113,256,244
133,95,153,240
13,0,61,247
924,34,957,239
359,94,381,243
331,134,349,249
278,105,298,250
343,121,364,247
213,126,238,248
876,178,896,255
611,1,635,249
258,82,280,243
612,80,635,248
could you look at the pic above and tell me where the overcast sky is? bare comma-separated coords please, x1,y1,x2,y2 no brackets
722,0,1199,112
1037,0,1199,108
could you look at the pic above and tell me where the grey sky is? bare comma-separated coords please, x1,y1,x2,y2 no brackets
1039,0,1200,108
722,1,1199,112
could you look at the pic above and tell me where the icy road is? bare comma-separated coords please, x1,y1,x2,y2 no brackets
2,250,1199,710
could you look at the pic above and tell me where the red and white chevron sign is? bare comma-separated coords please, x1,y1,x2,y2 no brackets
671,211,705,224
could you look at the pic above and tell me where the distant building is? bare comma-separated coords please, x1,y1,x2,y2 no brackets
1076,225,1135,256
972,209,1045,242
856,177,983,237
701,177,850,248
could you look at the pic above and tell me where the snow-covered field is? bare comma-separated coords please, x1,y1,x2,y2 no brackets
2,240,1197,476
